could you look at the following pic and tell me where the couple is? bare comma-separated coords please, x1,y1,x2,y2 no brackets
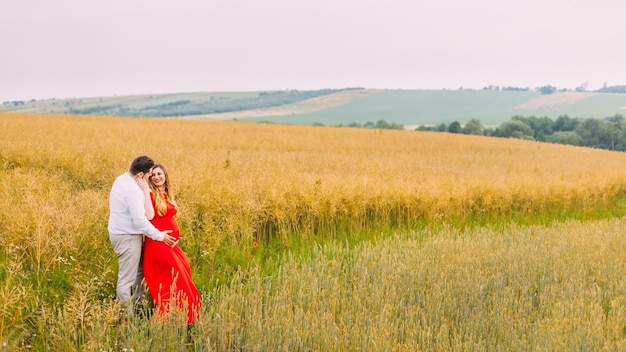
108,155,201,325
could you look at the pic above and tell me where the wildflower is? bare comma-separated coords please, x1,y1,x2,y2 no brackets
253,241,259,248
527,208,532,213
11,317,16,322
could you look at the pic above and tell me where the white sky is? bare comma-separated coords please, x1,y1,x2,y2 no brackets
1,0,625,101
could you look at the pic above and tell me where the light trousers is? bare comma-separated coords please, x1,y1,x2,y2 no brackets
109,233,146,306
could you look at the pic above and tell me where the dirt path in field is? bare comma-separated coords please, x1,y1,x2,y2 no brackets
181,89,381,120
514,92,596,111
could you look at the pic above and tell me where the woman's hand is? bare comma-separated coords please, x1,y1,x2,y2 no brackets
135,173,155,219
134,174,150,193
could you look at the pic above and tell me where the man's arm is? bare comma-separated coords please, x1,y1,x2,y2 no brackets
127,188,166,241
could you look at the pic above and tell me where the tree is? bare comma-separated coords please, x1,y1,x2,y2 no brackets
553,114,579,132
548,131,583,146
497,120,534,139
604,114,625,150
460,118,484,135
575,82,588,92
576,118,610,149
537,85,557,94
376,120,403,130
376,120,391,129
448,121,461,133
512,115,553,141
364,121,376,128
511,131,535,140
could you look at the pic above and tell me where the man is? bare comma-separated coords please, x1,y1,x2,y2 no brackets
108,155,176,312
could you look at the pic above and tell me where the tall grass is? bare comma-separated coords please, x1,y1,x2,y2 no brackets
2,112,626,349
198,219,626,350
9,219,626,350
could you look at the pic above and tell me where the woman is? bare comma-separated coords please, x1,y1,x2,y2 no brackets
141,163,201,325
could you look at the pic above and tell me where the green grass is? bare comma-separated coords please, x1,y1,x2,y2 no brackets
197,219,626,350
249,90,626,127
203,191,626,293
9,213,626,351
549,93,626,118
248,90,541,126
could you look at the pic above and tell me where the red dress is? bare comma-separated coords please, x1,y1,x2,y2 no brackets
143,193,201,325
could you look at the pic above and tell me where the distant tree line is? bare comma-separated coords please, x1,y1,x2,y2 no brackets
482,85,564,94
416,114,626,151
69,104,124,115
479,84,626,94
3,100,26,106
596,85,626,93
313,120,404,130
482,86,531,92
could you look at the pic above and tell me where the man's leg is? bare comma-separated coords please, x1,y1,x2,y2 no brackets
132,243,147,313
110,234,143,310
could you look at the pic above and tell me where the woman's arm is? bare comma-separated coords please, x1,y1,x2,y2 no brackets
135,174,155,220
143,190,155,220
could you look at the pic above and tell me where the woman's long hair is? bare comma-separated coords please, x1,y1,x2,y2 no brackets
149,163,178,216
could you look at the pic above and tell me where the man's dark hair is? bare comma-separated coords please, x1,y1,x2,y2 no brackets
129,155,155,175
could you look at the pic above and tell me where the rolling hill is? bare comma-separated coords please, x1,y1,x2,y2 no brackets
3,88,626,128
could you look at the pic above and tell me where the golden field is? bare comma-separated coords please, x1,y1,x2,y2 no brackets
2,112,626,350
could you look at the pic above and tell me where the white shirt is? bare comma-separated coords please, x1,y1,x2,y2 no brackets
108,172,164,241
